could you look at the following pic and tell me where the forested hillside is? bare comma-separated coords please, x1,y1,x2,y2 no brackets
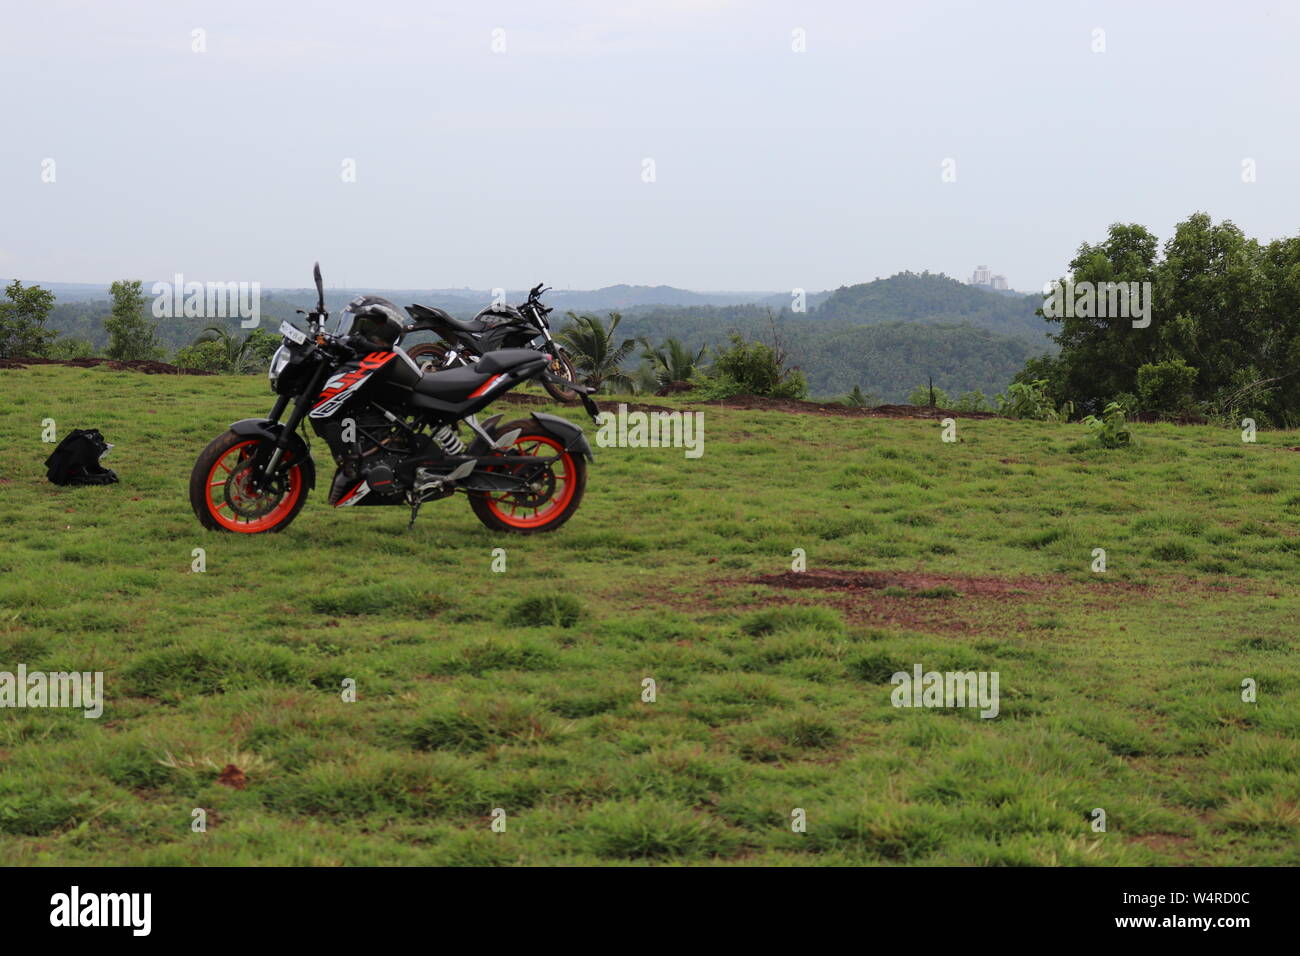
814,271,1047,340
36,273,1053,402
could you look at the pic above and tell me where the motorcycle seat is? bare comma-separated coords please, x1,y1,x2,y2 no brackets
475,348,548,374
413,366,488,401
405,303,490,335
411,349,548,403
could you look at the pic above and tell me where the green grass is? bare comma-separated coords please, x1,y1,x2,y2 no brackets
0,364,1298,865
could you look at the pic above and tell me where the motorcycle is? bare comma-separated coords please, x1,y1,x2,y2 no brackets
403,283,581,404
188,264,601,535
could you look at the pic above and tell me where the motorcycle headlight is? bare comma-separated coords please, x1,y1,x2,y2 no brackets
268,345,290,383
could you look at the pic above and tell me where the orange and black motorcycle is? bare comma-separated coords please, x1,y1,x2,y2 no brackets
189,264,600,535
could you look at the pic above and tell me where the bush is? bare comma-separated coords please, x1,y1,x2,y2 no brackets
1137,359,1198,414
173,340,228,372
44,336,97,360
1081,401,1132,448
998,379,1069,420
906,384,949,407
952,390,992,412
694,334,807,400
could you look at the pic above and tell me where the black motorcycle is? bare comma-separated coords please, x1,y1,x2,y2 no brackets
403,284,580,404
189,264,600,535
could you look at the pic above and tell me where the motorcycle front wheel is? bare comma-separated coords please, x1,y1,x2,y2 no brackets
541,349,581,404
189,430,312,533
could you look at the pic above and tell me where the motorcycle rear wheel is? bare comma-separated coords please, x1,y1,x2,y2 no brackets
469,421,586,534
406,341,452,371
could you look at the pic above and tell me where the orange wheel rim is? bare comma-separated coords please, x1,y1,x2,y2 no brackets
205,439,302,532
484,434,576,528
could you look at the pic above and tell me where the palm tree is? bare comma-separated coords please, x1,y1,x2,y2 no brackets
844,385,874,407
640,336,707,390
556,311,637,393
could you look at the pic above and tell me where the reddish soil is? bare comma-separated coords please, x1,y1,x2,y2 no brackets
754,568,1053,596
748,568,1058,635
691,394,997,420
216,764,247,790
0,357,215,375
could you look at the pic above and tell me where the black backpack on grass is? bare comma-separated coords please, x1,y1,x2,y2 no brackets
44,428,119,486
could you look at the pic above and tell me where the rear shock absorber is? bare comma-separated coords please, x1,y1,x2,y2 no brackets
431,424,465,456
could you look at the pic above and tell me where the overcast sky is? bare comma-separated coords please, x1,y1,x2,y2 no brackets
2,0,1297,292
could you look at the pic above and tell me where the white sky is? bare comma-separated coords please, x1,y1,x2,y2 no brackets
2,0,1297,291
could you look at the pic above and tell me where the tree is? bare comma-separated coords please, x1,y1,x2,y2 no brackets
640,336,707,389
557,311,637,393
104,280,163,360
0,280,58,358
1029,213,1300,426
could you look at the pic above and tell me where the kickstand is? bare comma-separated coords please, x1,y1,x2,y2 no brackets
407,497,422,531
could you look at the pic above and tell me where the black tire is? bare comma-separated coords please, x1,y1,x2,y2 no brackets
469,420,587,534
541,349,581,404
189,430,313,534
406,341,451,371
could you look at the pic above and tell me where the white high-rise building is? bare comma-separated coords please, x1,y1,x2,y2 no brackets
970,265,992,286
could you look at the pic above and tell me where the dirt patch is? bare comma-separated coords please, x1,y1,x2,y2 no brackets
216,764,247,790
748,568,1057,635
754,568,1053,597
0,357,215,375
690,394,997,420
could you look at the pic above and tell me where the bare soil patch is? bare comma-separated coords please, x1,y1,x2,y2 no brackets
691,394,997,420
0,357,215,375
748,568,1058,635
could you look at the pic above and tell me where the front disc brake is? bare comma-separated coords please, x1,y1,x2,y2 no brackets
224,460,285,519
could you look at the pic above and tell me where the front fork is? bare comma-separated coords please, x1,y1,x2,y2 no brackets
252,365,326,490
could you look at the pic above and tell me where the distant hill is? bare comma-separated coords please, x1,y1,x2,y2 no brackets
813,271,1049,341
599,305,1047,402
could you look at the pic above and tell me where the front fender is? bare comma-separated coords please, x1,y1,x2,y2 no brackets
528,412,595,462
229,418,317,489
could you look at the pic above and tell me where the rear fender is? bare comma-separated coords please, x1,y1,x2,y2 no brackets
526,412,594,462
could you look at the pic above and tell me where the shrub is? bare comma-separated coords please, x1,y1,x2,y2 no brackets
952,390,992,412
1137,358,1198,414
45,336,97,359
906,384,950,407
694,334,807,400
998,379,1070,420
173,340,228,372
1081,402,1133,448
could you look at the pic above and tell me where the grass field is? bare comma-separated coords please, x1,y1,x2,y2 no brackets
1,364,1298,865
